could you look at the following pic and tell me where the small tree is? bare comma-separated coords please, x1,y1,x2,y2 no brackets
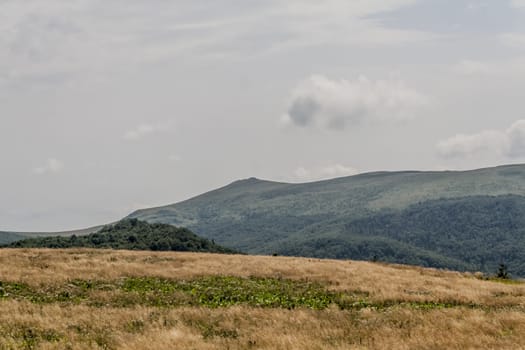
497,263,509,279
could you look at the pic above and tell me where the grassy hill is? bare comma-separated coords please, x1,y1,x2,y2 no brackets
129,164,525,276
0,249,524,349
3,219,236,254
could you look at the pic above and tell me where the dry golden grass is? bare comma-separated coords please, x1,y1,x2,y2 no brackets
1,248,525,349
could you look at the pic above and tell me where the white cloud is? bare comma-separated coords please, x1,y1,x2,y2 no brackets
466,2,489,10
294,167,311,179
437,120,525,158
500,33,525,49
294,164,359,181
168,154,182,162
319,164,359,178
436,130,508,158
276,0,431,50
282,75,428,130
452,57,525,77
507,120,525,157
123,123,167,141
454,60,491,75
33,158,64,175
510,0,525,8
0,0,432,91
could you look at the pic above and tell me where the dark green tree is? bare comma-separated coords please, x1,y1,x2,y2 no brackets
497,263,509,279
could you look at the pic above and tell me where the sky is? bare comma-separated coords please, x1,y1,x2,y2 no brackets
3,0,525,231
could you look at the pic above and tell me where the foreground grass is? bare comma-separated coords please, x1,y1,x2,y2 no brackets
0,249,525,349
3,302,525,350
0,276,335,309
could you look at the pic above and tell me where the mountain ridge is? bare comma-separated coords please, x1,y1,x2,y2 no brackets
129,163,525,276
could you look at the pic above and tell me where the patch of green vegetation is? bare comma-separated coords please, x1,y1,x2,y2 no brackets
184,318,239,340
400,301,479,310
333,296,477,311
3,219,237,254
65,323,116,349
120,276,335,309
0,325,63,350
91,329,115,350
0,279,112,304
0,276,334,310
487,278,523,285
125,319,145,334
0,276,498,313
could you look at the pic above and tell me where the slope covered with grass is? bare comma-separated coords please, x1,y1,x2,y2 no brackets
0,249,524,349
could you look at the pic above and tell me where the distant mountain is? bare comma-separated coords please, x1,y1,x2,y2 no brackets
0,232,27,245
129,164,525,276
0,225,103,245
4,219,236,254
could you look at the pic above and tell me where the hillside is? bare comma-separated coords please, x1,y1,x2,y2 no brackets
129,164,525,276
0,249,524,349
278,195,525,274
4,219,236,254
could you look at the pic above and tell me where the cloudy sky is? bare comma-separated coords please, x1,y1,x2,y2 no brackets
3,0,525,231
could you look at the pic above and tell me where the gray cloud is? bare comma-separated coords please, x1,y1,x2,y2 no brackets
452,57,525,77
123,122,172,141
372,0,522,34
123,124,157,141
33,158,64,175
287,97,319,127
0,0,432,92
511,0,525,8
437,120,525,158
454,60,492,75
282,75,428,130
501,32,525,49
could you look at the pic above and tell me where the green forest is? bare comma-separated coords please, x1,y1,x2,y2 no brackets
3,219,236,254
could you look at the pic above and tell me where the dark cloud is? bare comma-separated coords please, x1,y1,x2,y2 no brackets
287,96,319,127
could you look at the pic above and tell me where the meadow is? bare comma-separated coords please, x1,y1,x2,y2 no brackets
1,249,525,349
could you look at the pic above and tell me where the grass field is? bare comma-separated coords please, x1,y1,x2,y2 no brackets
0,249,525,349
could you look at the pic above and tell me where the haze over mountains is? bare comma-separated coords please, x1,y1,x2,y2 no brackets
129,164,525,276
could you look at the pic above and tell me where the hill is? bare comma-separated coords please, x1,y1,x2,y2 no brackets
129,164,525,276
0,231,26,245
3,219,236,254
0,249,524,349
0,225,103,245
